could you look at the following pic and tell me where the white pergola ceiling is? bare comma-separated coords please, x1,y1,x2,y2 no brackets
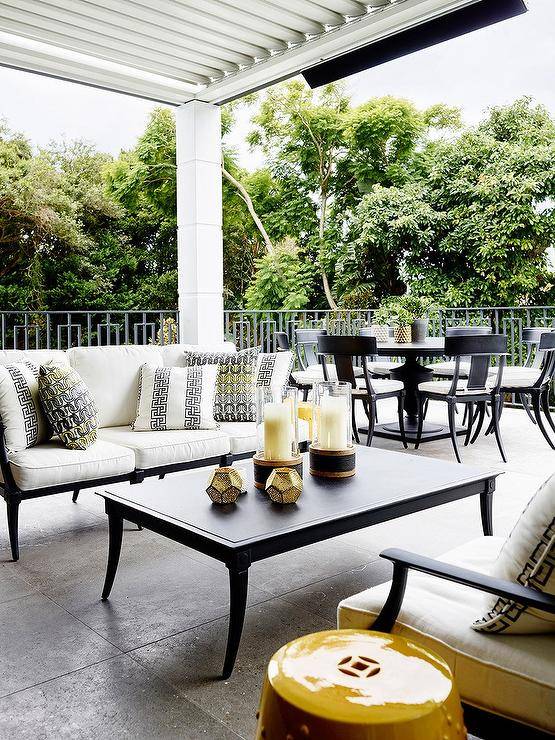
0,0,485,104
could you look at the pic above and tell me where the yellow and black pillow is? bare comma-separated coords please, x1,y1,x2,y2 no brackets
38,364,98,450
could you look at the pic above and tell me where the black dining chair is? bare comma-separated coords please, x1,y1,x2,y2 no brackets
426,325,492,379
487,330,555,449
416,334,507,463
500,327,549,426
359,327,398,377
274,331,291,352
317,335,407,449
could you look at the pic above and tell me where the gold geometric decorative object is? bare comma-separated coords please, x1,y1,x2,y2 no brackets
206,466,245,504
265,467,303,504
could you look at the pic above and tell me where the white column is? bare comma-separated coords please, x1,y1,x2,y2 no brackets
175,100,224,344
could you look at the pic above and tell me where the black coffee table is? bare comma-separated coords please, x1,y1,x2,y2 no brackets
99,447,497,678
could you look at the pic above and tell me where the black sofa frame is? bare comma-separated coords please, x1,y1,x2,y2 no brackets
1,420,271,561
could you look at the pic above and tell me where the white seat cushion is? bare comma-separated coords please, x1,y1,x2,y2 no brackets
67,345,163,428
356,378,404,394
338,536,555,733
97,426,230,469
6,440,135,490
426,361,471,377
418,380,489,395
501,367,542,388
293,363,363,385
219,420,310,455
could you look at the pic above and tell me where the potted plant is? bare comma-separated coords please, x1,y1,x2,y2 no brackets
390,306,413,343
369,306,391,342
397,295,436,342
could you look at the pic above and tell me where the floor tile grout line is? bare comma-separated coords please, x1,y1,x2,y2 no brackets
0,653,119,700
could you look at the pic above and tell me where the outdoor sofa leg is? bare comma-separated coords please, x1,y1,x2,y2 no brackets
72,489,79,503
6,494,21,562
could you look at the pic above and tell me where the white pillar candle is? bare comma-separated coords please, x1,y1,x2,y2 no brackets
319,396,349,450
264,402,292,460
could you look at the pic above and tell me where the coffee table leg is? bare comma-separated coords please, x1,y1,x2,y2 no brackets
101,510,124,601
222,553,250,679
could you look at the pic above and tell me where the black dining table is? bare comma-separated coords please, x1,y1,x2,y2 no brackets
369,337,463,443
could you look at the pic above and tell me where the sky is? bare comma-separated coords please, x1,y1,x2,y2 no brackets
0,0,553,168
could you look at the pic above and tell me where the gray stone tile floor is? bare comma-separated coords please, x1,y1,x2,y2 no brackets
0,402,552,738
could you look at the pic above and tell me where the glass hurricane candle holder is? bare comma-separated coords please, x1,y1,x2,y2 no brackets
253,386,302,490
310,381,356,479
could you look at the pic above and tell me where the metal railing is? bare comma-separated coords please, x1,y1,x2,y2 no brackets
223,307,555,367
0,311,179,350
1,307,554,370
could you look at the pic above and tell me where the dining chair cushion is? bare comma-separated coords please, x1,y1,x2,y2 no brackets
0,361,51,452
500,367,542,388
338,536,555,733
356,378,403,395
368,361,398,376
293,363,363,385
473,472,555,634
418,380,490,396
425,361,471,378
132,363,219,431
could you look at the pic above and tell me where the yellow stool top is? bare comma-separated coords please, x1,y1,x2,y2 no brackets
265,630,461,728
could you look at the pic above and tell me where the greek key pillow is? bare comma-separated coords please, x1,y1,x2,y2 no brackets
133,363,218,431
183,348,259,422
0,362,51,452
256,351,294,392
473,472,555,634
38,364,98,450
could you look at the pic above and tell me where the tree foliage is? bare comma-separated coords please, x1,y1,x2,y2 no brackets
0,91,553,313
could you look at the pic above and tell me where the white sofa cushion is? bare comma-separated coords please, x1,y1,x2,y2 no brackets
5,440,135,490
474,473,555,634
0,362,51,452
338,536,555,733
160,342,236,367
67,346,163,428
133,364,218,431
97,426,230,469
0,350,69,368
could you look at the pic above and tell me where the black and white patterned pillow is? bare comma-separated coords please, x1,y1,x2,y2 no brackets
255,352,294,392
473,472,555,634
183,348,259,422
133,364,219,431
0,361,51,452
39,364,98,450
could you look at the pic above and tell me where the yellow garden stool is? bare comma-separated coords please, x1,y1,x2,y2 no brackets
255,630,467,740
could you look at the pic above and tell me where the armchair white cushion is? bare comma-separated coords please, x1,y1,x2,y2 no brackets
338,536,555,733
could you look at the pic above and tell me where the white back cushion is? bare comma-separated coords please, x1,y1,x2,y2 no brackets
160,342,236,367
0,350,69,367
67,346,163,428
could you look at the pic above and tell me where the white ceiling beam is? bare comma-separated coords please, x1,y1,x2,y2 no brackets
78,0,277,57
214,0,332,32
0,33,196,102
197,0,481,103
0,9,241,84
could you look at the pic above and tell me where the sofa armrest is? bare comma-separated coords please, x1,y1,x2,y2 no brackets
372,547,555,632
